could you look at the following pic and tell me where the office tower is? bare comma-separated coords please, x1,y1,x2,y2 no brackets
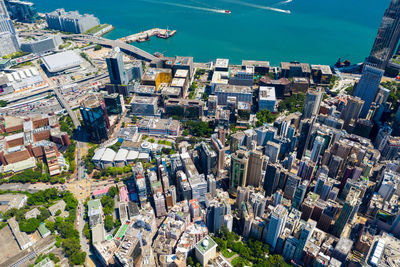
318,200,340,232
189,174,208,203
328,155,343,178
207,175,216,198
301,193,319,221
392,108,400,136
5,0,38,22
106,47,129,85
264,163,281,196
197,142,217,175
284,174,301,200
302,88,322,119
292,180,308,210
0,1,19,57
230,150,249,193
282,236,298,260
246,150,264,187
297,118,314,159
104,93,122,115
294,220,316,263
265,205,288,251
224,214,233,232
332,187,360,237
153,192,167,217
168,186,177,207
354,65,384,118
236,187,248,208
211,134,225,172
125,61,143,81
367,0,400,69
208,95,218,115
297,159,315,181
0,0,7,16
255,125,276,146
265,141,280,163
0,31,18,56
310,136,324,163
45,8,100,34
218,128,226,146
251,194,266,218
206,203,225,233
80,97,110,143
340,96,364,130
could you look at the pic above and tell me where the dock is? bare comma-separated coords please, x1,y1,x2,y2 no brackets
119,28,177,43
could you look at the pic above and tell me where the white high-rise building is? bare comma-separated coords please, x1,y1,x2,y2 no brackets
265,205,288,251
311,136,324,162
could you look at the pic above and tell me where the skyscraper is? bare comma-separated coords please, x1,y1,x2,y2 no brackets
106,47,129,85
207,175,216,198
332,187,360,237
293,220,316,263
264,163,281,196
0,0,8,17
197,142,217,175
302,88,322,119
0,1,19,57
246,150,264,187
80,96,110,143
354,65,384,118
292,180,308,210
206,203,225,233
265,205,288,251
340,96,364,130
103,93,122,115
367,0,400,69
310,136,324,163
230,149,249,193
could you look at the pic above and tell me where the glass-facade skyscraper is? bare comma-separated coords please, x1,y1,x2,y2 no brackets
80,97,110,143
367,0,400,69
106,47,129,85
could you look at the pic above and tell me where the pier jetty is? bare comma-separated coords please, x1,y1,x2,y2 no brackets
119,28,177,43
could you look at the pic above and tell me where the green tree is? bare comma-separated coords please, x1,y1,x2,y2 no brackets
104,215,114,231
19,218,40,233
108,186,118,198
101,195,115,215
0,100,7,107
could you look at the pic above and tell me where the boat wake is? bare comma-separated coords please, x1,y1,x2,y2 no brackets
273,0,293,6
221,0,291,14
140,0,229,14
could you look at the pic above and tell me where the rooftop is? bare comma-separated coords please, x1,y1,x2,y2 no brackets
42,51,83,73
259,86,276,101
195,235,217,255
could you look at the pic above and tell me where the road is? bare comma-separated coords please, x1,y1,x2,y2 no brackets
19,30,159,62
53,87,81,128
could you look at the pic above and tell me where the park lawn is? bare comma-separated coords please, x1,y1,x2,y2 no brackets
221,249,236,259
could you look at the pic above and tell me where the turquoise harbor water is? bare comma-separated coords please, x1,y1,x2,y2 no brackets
34,0,388,65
